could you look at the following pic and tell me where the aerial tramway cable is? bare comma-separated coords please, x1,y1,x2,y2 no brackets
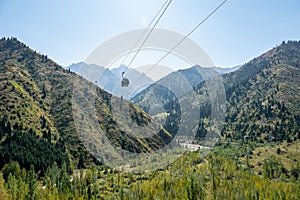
120,0,171,67
123,0,173,73
134,0,228,84
120,0,173,87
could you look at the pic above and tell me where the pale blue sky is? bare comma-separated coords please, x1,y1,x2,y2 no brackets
1,0,299,67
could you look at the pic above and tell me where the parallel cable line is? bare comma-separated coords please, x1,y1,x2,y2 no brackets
120,0,171,67
123,0,173,74
140,0,228,79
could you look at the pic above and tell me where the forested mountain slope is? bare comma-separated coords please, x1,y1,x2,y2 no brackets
0,37,172,174
222,41,300,142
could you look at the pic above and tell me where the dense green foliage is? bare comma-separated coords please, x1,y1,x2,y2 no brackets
0,116,70,176
0,146,299,199
126,149,300,199
223,61,300,143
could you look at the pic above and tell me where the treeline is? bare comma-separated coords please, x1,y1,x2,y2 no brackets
0,161,100,200
0,146,299,199
0,159,141,200
0,117,70,176
126,150,300,200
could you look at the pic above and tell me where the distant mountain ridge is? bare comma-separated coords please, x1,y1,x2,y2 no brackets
131,65,221,112
211,65,241,74
66,62,240,99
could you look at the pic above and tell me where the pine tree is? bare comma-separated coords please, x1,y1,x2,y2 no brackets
25,165,37,200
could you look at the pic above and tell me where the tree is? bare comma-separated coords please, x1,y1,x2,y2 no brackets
187,177,202,200
42,83,46,98
119,186,124,200
77,152,85,169
6,173,28,200
2,161,21,181
276,147,281,155
0,174,8,200
25,165,37,200
263,156,287,179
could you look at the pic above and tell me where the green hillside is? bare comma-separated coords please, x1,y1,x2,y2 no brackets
0,37,172,174
133,41,300,145
222,41,300,143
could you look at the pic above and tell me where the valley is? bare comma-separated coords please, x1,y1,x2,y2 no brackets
0,38,299,199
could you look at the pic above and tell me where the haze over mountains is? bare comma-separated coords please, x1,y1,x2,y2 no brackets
66,62,154,99
211,65,241,74
66,61,240,100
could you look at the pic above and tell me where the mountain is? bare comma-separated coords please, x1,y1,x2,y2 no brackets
131,65,223,146
66,61,106,78
110,64,154,99
66,63,154,99
130,64,237,105
66,62,118,92
211,65,241,74
131,65,219,105
131,65,203,117
0,37,172,174
132,41,300,146
66,62,239,102
221,41,300,142
133,64,175,82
